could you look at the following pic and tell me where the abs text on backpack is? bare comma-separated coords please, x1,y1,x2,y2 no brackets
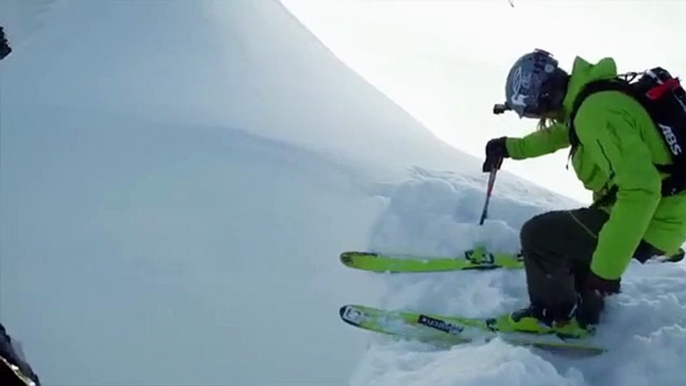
568,67,686,197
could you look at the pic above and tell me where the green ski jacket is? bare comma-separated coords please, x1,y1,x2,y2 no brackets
506,56,686,280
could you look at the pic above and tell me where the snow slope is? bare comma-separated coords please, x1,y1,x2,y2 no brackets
0,0,482,384
1,0,685,385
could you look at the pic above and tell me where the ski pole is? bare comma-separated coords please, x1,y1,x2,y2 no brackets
479,165,499,225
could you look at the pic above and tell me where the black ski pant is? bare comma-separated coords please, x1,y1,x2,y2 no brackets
520,208,610,322
520,207,664,323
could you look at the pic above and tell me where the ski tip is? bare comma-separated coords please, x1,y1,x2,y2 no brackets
339,304,364,326
340,251,379,266
340,252,354,266
339,305,349,318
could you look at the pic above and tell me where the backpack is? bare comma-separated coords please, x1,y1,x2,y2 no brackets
568,67,686,197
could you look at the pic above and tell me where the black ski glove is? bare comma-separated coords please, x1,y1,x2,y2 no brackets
632,239,659,263
0,27,11,60
585,270,620,298
482,137,509,172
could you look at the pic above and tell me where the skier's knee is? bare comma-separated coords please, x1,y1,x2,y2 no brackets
520,214,546,250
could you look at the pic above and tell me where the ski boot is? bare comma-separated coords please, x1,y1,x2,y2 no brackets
494,303,592,339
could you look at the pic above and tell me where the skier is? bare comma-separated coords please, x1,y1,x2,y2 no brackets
483,49,686,338
0,26,41,386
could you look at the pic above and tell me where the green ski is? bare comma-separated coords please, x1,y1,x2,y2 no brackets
340,246,685,273
339,304,606,355
340,246,523,273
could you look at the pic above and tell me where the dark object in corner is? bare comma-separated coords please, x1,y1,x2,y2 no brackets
0,26,12,60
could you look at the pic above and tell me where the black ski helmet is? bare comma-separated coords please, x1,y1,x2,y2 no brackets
503,49,568,118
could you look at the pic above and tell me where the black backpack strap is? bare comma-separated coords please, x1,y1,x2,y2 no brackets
655,164,674,173
568,80,633,141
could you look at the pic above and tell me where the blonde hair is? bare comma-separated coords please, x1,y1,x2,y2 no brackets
536,117,558,131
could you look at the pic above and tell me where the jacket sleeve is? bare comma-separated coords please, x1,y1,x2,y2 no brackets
505,123,570,160
575,93,662,280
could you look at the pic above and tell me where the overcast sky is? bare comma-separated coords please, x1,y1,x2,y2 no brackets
280,0,686,203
